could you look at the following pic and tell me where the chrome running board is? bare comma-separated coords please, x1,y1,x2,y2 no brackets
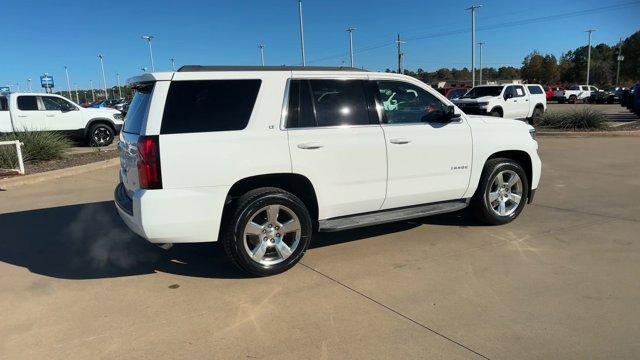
318,199,469,232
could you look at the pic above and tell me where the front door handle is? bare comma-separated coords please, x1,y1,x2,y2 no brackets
390,138,411,144
297,142,324,150
46,114,55,117
17,115,27,118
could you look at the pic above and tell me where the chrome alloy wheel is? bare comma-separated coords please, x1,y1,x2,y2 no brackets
243,204,302,266
92,127,112,145
488,170,523,217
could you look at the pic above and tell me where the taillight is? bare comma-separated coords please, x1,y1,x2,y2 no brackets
137,136,162,189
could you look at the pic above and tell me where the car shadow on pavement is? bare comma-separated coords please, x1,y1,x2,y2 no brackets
0,201,478,280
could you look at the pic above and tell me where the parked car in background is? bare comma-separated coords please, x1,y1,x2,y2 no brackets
91,98,123,109
452,84,547,123
114,99,130,114
589,87,621,104
444,87,469,100
556,84,598,103
544,86,554,101
114,66,541,276
0,93,123,146
550,86,564,102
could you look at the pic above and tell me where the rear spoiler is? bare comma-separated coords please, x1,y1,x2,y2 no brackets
127,72,174,87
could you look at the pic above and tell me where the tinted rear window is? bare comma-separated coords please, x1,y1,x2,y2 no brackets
123,84,154,134
17,96,38,110
527,85,543,94
0,97,7,111
161,80,261,134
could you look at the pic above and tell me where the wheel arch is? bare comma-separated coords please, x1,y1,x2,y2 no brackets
224,173,320,227
486,150,532,198
489,106,503,116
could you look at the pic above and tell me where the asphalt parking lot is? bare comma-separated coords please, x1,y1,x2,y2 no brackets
1,136,639,359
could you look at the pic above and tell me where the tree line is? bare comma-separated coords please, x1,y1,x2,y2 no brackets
394,29,639,87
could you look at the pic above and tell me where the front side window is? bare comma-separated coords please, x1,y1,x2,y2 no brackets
377,80,449,124
161,79,261,134
17,96,38,111
42,97,75,111
568,85,580,91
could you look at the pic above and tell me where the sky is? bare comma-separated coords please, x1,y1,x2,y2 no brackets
1,0,638,91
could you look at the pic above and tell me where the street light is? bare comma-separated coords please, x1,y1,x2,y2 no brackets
27,78,32,92
98,54,108,100
346,27,356,68
141,35,155,72
116,73,122,99
477,42,485,85
258,44,265,66
298,0,306,66
585,29,596,86
466,5,482,87
170,58,176,71
90,80,95,102
64,66,72,100
74,84,79,104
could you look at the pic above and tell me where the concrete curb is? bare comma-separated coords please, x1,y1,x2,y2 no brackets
537,130,640,137
0,158,119,189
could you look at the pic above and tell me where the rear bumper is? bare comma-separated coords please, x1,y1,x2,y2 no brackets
114,182,230,244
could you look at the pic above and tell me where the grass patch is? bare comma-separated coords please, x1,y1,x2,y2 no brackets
0,131,72,169
536,107,609,130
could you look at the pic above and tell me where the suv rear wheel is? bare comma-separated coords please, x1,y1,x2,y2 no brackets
471,158,529,225
222,187,312,276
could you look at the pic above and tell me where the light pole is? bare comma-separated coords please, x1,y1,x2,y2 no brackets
64,66,72,100
98,54,108,100
346,27,356,68
170,58,176,71
142,35,155,72
585,29,596,86
116,73,122,98
615,39,623,86
74,84,79,103
478,42,485,85
27,78,32,92
396,34,405,74
466,5,482,87
259,44,265,66
15,82,20,92
90,80,95,102
298,0,306,66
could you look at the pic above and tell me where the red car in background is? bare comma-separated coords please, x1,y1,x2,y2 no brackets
436,86,470,100
544,86,554,101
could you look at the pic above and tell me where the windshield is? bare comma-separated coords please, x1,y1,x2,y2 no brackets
461,86,502,99
123,84,154,134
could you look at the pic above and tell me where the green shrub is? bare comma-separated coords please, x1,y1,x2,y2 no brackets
536,107,608,130
0,131,72,169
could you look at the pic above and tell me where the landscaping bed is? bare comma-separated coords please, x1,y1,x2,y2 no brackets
0,149,118,179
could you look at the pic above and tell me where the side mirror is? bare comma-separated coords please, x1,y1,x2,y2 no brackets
442,105,461,122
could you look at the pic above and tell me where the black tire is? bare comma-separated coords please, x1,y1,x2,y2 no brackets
471,158,529,225
489,109,502,117
559,98,565,104
222,187,312,276
87,123,115,146
530,107,543,125
569,95,577,104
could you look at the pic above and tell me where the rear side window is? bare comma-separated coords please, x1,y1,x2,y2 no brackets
286,79,373,128
527,85,543,95
124,84,154,134
0,97,7,111
161,80,261,134
17,96,38,110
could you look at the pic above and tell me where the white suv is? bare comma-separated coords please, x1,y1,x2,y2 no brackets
452,84,547,123
115,66,541,276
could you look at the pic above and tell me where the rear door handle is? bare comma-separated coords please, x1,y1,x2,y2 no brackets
17,115,27,118
390,138,411,144
46,114,55,117
297,142,324,150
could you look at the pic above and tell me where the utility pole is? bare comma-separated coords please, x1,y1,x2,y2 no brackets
259,44,265,66
90,80,95,102
27,78,32,92
466,5,482,87
64,66,72,100
142,35,155,71
116,73,122,98
98,54,108,100
478,42,485,85
396,34,405,74
298,0,306,66
346,27,356,68
170,58,176,71
616,38,624,86
585,29,596,86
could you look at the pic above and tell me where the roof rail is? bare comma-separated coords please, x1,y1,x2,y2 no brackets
177,65,368,72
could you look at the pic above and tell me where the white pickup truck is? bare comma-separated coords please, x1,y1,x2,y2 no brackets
0,93,123,146
452,84,547,123
555,84,599,104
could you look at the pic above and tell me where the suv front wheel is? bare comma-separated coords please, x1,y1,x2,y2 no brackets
222,187,312,276
471,158,529,225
